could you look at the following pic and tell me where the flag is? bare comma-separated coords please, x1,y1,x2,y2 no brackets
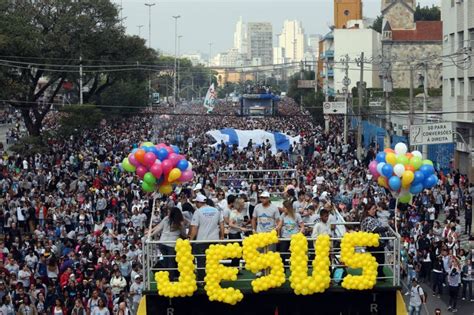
203,83,217,112
206,129,301,154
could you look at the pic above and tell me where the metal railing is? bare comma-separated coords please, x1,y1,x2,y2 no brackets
143,223,401,291
216,169,299,196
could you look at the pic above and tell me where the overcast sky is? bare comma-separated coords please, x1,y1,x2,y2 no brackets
115,0,439,56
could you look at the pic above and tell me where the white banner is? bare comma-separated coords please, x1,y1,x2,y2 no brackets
203,83,217,112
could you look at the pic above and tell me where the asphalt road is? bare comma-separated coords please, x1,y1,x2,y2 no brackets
402,279,474,315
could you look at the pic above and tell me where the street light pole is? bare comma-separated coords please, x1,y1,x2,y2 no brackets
137,25,144,37
145,3,156,107
145,3,156,48
172,15,181,107
178,35,183,101
209,42,213,85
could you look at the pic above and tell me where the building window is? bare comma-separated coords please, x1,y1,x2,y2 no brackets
458,31,464,51
450,79,455,96
344,10,350,16
459,79,464,96
470,77,474,96
450,34,455,53
469,28,474,49
451,0,454,7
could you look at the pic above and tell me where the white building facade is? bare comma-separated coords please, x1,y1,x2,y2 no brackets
234,17,248,54
247,22,273,66
442,0,474,180
333,26,381,93
277,20,306,63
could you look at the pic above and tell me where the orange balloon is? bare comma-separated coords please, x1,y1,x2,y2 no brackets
405,165,415,172
134,149,146,164
406,153,413,159
384,148,395,154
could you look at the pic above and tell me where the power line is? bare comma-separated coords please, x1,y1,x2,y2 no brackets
1,99,471,118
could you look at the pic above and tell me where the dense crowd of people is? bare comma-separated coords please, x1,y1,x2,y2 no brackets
0,97,471,315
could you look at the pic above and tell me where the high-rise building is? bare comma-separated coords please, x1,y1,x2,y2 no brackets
233,16,248,54
247,22,273,66
307,34,322,61
277,20,306,63
442,0,474,181
334,0,363,29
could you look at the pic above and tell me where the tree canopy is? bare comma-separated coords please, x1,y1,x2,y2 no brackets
371,5,440,33
0,0,156,136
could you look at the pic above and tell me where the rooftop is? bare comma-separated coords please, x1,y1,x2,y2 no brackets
391,21,442,42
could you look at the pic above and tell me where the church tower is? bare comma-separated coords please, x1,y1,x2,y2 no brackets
334,0,363,29
382,0,416,30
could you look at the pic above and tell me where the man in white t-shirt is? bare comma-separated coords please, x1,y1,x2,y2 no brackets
189,194,224,282
408,278,426,315
251,192,279,234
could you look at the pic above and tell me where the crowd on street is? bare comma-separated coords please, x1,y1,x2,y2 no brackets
0,97,471,315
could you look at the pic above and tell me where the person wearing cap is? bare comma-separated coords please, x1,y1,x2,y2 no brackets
189,194,224,282
129,275,143,314
251,191,279,235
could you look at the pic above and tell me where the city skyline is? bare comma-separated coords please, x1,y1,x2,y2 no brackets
114,0,439,57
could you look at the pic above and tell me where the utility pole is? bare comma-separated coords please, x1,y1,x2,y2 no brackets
208,42,213,86
422,62,429,159
342,54,350,144
324,58,330,133
172,15,181,107
383,57,392,149
79,55,83,105
356,52,364,160
137,25,144,37
300,60,304,111
409,64,415,151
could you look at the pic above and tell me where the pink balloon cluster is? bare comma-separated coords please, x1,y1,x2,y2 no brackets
121,142,194,194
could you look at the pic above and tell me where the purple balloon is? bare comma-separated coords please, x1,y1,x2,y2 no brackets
128,154,141,167
179,170,194,182
143,152,156,168
136,165,147,179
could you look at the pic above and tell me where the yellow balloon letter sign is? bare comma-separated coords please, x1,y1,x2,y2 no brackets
289,233,331,295
340,232,379,290
242,231,286,293
155,239,197,297
204,243,243,305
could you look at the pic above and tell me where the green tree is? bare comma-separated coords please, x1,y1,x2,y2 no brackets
287,70,325,125
415,4,441,21
101,80,148,113
0,0,156,136
58,104,104,138
371,15,383,33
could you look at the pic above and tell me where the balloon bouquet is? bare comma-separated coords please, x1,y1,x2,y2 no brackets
368,142,438,204
121,142,194,195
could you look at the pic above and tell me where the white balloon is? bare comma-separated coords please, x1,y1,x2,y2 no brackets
186,162,193,171
412,150,422,159
393,164,405,177
376,162,385,176
394,143,408,155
